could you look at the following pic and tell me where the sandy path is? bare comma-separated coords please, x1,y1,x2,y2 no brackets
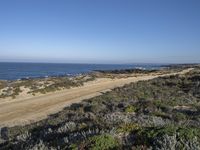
0,68,193,127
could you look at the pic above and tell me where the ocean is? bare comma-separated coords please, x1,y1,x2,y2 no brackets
0,62,165,80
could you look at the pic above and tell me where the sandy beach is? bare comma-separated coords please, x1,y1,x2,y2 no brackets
0,68,193,127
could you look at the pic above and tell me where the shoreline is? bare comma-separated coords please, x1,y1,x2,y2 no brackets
0,68,193,127
0,62,168,81
1,63,197,82
0,68,164,100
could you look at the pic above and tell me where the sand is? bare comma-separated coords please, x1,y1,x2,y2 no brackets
0,68,193,127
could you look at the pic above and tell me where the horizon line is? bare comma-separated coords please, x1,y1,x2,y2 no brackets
0,61,198,65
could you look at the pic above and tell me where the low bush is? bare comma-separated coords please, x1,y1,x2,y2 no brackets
87,134,119,150
117,123,140,134
125,105,137,113
133,125,200,147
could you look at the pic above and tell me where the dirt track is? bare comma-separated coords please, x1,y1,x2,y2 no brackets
0,68,193,127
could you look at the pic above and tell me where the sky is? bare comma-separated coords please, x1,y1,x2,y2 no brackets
0,0,200,64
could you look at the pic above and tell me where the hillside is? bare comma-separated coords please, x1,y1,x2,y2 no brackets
0,66,200,149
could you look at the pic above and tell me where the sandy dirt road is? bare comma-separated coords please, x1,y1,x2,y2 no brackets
0,68,193,127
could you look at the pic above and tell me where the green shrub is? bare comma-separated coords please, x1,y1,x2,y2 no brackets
88,134,119,150
173,112,187,122
134,125,200,147
117,123,140,133
69,144,78,150
153,100,166,108
151,111,170,119
125,105,137,113
178,127,200,140
134,125,177,146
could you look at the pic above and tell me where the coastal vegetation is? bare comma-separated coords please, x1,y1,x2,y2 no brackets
0,65,193,99
0,68,166,99
0,65,200,149
0,75,96,98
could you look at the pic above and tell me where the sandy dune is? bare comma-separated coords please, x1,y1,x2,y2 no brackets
0,68,193,127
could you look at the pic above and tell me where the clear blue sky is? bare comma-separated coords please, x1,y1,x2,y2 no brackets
0,0,200,64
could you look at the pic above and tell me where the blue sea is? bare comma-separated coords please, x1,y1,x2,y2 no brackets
0,62,165,80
